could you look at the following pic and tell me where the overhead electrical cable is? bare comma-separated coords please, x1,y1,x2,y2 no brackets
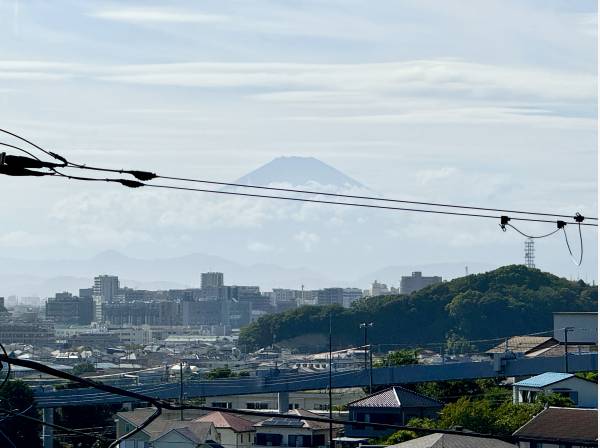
505,223,563,239
139,182,599,226
563,223,584,267
0,128,596,222
0,407,111,444
0,353,520,444
59,160,593,220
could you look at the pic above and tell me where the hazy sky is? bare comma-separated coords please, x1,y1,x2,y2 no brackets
0,0,597,285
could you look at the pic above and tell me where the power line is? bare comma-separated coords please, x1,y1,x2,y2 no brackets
505,223,563,239
140,182,600,227
71,165,595,221
0,128,596,223
0,407,111,444
563,223,584,267
0,353,522,444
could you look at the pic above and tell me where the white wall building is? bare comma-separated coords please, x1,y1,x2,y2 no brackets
513,372,597,408
197,411,255,448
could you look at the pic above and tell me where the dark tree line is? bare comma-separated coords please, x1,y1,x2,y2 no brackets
239,265,597,352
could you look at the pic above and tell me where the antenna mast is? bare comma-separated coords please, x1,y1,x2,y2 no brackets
524,238,535,268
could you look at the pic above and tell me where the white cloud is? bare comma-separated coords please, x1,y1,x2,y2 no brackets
0,231,50,248
89,8,229,24
0,59,593,102
416,167,458,185
247,241,275,253
293,231,320,252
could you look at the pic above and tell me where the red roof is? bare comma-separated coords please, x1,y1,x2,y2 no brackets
196,411,255,433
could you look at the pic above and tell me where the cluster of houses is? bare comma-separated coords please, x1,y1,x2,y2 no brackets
116,369,597,448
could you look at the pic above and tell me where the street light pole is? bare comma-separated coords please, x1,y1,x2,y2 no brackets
359,322,373,371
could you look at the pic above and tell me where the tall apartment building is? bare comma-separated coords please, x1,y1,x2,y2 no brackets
370,281,389,297
46,292,94,325
343,288,363,308
201,272,224,289
93,275,120,322
400,271,442,294
317,288,345,307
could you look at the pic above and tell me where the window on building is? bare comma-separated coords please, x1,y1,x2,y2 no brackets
313,434,325,447
212,401,233,409
288,435,311,447
256,433,283,446
247,402,269,410
288,403,300,410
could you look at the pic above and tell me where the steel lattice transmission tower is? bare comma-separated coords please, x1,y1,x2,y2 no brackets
524,238,535,268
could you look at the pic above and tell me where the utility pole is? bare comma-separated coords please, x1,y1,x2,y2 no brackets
328,312,333,448
179,361,184,421
564,327,574,373
359,322,373,371
369,343,373,394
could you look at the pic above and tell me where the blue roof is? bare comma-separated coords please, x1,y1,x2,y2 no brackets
514,372,574,388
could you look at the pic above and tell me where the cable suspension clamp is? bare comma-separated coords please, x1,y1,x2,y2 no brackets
556,220,567,229
574,212,584,223
499,215,510,231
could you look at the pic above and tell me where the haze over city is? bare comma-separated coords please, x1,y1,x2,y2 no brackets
0,2,598,448
0,0,597,295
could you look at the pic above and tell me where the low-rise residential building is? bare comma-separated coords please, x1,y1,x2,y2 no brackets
253,409,337,448
0,321,54,344
513,372,597,408
345,386,442,438
205,389,364,412
197,411,255,448
513,407,598,448
387,433,516,448
486,336,558,357
152,427,221,448
116,408,220,448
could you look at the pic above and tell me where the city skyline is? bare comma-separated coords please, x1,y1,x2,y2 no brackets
0,0,596,285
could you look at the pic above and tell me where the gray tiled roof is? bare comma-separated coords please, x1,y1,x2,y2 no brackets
348,386,442,409
389,433,515,448
513,407,598,443
486,336,556,354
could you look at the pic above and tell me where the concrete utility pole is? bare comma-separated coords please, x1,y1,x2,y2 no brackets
42,408,54,448
328,312,333,448
180,362,184,420
564,327,574,373
369,344,373,394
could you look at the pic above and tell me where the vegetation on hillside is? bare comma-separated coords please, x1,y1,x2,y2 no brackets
0,380,41,447
239,265,597,352
379,383,574,444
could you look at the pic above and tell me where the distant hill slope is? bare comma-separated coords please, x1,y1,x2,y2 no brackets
238,265,598,352
234,156,365,189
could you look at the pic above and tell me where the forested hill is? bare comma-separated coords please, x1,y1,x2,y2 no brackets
238,265,597,352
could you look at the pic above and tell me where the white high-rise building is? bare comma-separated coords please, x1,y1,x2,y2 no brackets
93,275,119,322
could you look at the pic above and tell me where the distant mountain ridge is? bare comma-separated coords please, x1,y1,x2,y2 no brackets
0,250,498,298
234,156,365,189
